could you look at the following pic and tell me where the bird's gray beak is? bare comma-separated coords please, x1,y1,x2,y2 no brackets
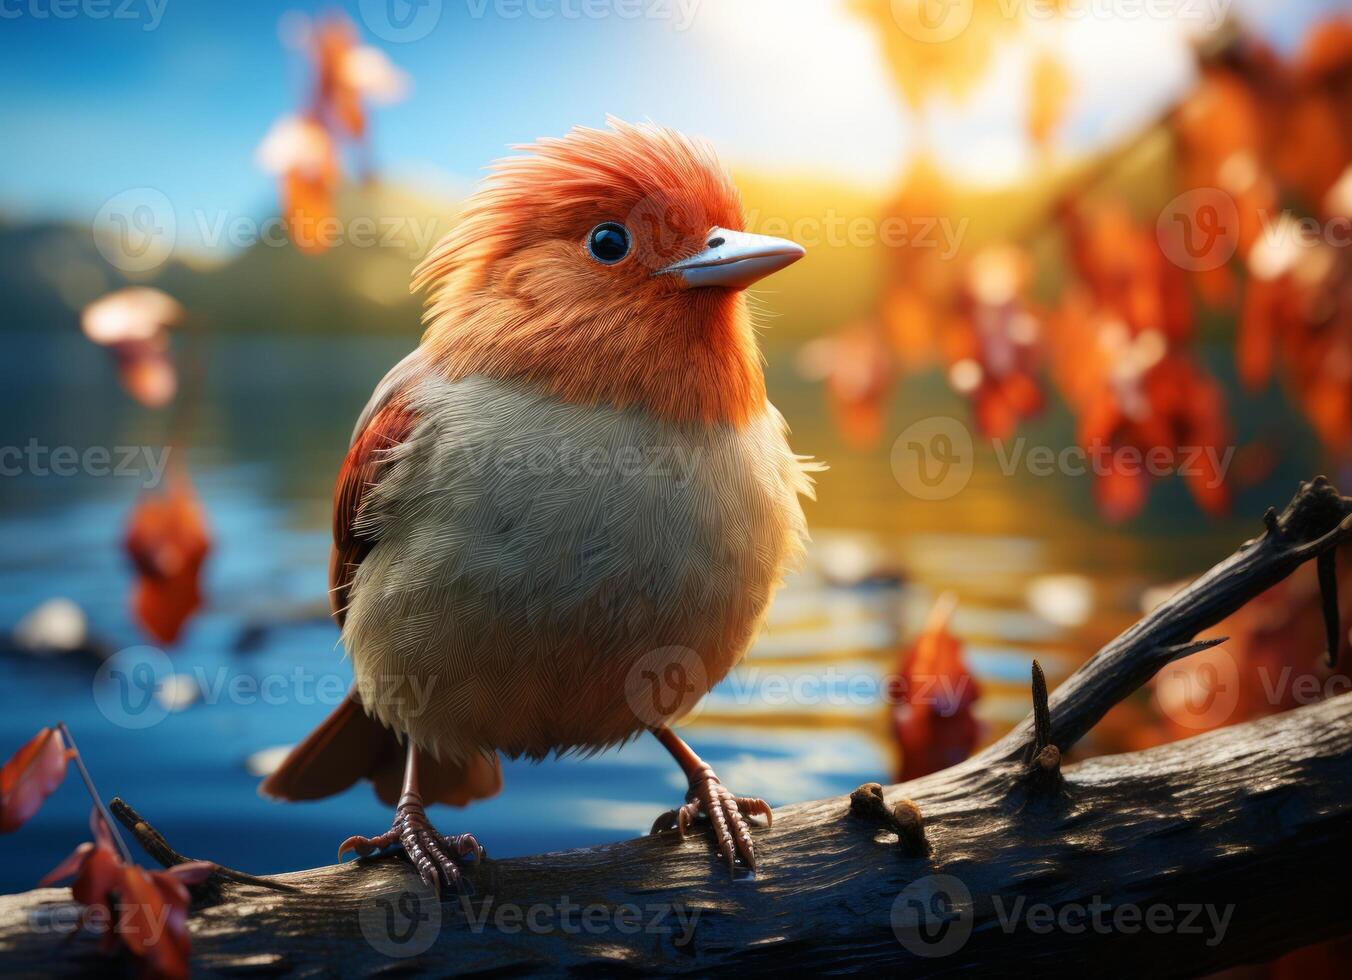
657,227,805,290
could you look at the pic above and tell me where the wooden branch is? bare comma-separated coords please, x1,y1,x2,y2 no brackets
984,475,1352,768
2,479,1351,976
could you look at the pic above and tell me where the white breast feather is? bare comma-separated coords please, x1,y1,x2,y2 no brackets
342,373,816,762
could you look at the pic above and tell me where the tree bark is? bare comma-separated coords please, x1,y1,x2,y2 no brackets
2,478,1351,977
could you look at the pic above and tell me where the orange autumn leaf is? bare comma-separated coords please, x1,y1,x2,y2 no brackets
282,163,339,254
116,865,190,978
947,245,1044,439
43,810,214,980
1296,16,1352,82
1048,202,1232,521
116,346,178,409
256,13,408,255
798,324,896,450
313,16,365,138
877,158,965,374
256,116,339,254
1028,49,1071,150
1274,92,1348,211
1242,219,1352,455
0,727,74,833
1275,18,1352,211
80,289,183,408
890,593,982,782
310,16,408,140
125,472,211,646
851,0,1030,109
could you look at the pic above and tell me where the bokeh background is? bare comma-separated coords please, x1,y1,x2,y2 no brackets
3,3,1352,968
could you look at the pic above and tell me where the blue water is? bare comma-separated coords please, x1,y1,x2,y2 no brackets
0,327,1329,893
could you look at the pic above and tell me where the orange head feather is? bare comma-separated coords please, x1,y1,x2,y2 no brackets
413,118,802,428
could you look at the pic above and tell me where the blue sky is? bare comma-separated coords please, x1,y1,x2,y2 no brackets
0,0,1343,252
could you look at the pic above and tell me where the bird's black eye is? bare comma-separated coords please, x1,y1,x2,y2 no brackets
587,223,631,264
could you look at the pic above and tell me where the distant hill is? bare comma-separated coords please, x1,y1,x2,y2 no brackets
0,149,1179,347
0,183,458,340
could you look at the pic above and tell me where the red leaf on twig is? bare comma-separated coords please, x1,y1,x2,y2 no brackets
0,727,74,833
42,810,212,980
124,470,212,646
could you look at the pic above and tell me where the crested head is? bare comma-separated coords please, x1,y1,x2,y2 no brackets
412,119,803,428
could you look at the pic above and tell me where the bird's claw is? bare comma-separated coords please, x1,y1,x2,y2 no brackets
338,796,484,894
650,771,771,873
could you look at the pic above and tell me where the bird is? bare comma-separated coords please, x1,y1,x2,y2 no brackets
260,118,817,889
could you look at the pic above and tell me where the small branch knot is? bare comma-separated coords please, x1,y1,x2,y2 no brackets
889,799,930,858
849,784,930,857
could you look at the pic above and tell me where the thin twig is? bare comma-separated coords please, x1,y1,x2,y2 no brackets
978,478,1352,767
109,798,189,868
56,723,134,865
1031,660,1052,752
109,798,300,893
1318,550,1340,668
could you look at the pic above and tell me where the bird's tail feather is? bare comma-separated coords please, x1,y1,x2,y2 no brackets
258,691,502,807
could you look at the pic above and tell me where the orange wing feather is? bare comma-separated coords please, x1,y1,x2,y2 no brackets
329,401,419,624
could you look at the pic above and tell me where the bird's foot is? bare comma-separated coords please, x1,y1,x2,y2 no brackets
650,767,771,873
338,794,484,893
